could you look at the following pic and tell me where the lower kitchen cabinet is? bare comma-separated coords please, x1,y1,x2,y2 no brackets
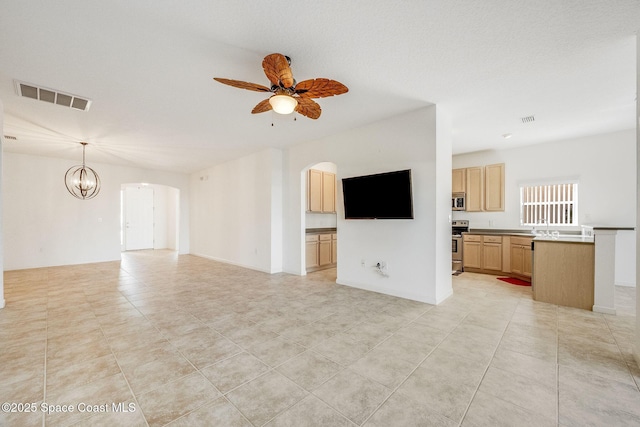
482,236,503,272
510,236,533,279
331,233,337,264
305,235,320,269
462,236,482,269
532,240,594,310
463,234,502,273
306,231,337,272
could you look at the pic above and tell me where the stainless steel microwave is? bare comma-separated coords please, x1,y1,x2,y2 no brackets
452,192,466,211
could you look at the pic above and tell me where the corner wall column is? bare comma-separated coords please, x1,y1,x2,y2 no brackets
0,100,5,309
593,229,617,314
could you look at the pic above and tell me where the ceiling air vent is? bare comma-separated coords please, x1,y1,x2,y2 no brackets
521,115,535,124
14,80,92,112
3,135,17,141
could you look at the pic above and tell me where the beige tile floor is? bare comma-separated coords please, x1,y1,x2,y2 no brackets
1,249,639,426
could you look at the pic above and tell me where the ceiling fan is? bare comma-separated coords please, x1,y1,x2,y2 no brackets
214,53,348,119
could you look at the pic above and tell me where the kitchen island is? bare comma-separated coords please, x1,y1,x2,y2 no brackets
532,235,595,310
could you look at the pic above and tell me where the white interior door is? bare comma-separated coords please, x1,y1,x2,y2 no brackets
124,187,154,251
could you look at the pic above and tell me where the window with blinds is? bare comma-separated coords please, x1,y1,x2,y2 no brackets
520,183,578,226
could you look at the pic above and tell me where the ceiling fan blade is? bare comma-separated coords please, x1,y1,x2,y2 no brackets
294,79,348,98
251,98,273,114
295,97,321,119
213,78,271,92
262,53,295,88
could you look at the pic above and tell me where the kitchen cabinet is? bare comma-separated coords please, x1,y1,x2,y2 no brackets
306,231,337,271
510,236,533,279
305,234,320,269
322,172,336,213
463,235,482,269
463,235,502,273
331,233,337,264
532,240,594,310
482,236,503,272
308,169,336,213
452,168,466,193
319,234,332,265
465,167,484,212
484,163,505,211
453,163,505,212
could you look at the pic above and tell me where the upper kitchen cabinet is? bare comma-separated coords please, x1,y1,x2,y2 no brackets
465,166,484,212
454,163,505,212
452,168,466,193
308,169,336,213
484,163,505,211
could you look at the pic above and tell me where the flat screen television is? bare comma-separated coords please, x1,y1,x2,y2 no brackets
342,169,414,219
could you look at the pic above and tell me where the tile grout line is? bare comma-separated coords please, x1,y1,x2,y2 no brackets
455,296,519,427
602,314,640,393
357,310,468,426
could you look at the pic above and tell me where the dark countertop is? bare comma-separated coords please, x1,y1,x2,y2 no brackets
306,228,337,234
464,229,539,237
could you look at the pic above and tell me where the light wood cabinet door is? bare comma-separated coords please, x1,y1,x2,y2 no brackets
331,234,337,264
522,245,532,277
533,241,594,310
509,237,532,278
306,241,319,268
466,167,484,211
452,168,466,193
483,242,502,271
463,241,482,269
319,240,332,266
510,244,523,275
322,172,336,213
308,169,323,212
485,163,505,211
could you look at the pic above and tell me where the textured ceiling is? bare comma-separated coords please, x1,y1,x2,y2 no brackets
0,0,638,173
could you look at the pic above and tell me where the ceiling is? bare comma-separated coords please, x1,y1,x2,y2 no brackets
0,1,638,174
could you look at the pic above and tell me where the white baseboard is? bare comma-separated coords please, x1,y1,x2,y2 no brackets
615,281,636,287
0,299,5,309
191,253,273,274
592,305,616,315
336,278,436,305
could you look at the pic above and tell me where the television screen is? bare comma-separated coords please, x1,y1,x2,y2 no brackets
342,169,414,219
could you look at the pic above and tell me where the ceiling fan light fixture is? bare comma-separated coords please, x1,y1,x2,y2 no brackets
269,94,298,114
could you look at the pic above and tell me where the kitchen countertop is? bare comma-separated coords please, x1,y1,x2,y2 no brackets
306,228,337,234
464,228,594,243
464,229,538,237
533,235,594,244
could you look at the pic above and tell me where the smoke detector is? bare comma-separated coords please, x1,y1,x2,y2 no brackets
14,80,92,111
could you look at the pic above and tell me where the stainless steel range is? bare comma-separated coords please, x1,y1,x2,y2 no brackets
452,220,469,273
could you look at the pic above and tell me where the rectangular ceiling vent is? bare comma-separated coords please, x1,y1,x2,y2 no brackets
521,115,535,124
14,80,92,111
3,135,17,141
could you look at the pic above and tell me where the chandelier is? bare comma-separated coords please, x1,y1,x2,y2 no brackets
64,142,101,200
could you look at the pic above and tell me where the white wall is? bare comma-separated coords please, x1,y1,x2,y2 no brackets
634,32,639,368
0,102,4,308
3,152,190,270
452,129,636,230
167,186,180,251
453,129,637,287
283,106,452,304
189,147,283,273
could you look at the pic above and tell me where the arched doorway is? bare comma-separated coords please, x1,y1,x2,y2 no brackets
303,161,338,275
